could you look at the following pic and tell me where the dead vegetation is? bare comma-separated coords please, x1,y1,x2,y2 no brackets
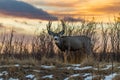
0,16,119,64
0,15,119,79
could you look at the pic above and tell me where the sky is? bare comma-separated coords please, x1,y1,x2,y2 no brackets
20,0,120,19
0,0,119,35
0,0,119,21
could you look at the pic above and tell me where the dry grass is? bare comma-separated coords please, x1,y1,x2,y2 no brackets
0,16,119,65
113,75,120,80
40,56,64,66
81,56,96,67
0,15,119,80
0,56,39,66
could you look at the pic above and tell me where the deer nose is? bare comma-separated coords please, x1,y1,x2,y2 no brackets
54,38,58,40
54,36,59,40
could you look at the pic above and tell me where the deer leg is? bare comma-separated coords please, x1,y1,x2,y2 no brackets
63,51,68,63
84,47,90,62
88,46,96,60
85,43,93,56
86,51,89,62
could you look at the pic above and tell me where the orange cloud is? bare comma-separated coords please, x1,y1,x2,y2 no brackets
39,2,76,8
17,0,120,20
89,2,120,14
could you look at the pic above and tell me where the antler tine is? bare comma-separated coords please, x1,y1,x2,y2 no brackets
58,20,65,35
61,20,65,31
47,21,52,30
47,21,54,35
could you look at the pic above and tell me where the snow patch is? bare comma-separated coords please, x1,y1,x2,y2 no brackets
71,64,81,67
42,75,53,79
14,64,20,67
74,66,93,70
64,74,80,80
94,64,115,70
101,65,114,70
83,73,94,80
1,71,8,76
26,74,35,79
83,73,91,77
93,68,98,70
70,74,80,77
104,73,117,80
0,64,20,68
9,78,19,80
66,66,93,70
66,67,73,70
33,70,41,73
0,78,4,80
117,66,120,68
84,76,93,80
41,65,55,69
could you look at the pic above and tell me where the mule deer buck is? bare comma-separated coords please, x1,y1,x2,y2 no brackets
47,20,94,63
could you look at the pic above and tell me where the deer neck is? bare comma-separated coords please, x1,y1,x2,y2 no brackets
55,38,65,51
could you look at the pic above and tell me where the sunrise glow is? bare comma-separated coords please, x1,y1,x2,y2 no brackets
21,0,120,19
0,0,119,35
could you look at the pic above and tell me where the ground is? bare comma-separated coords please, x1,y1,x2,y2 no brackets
0,62,120,80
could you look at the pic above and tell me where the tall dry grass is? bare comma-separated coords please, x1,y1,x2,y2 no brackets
0,15,119,64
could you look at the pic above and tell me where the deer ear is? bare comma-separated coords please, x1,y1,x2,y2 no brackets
58,30,65,35
48,31,54,36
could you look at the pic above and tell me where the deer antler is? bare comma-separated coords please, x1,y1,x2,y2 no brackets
61,20,65,31
58,20,65,35
47,21,54,35
47,21,52,31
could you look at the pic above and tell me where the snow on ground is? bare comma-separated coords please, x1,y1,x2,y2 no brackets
74,66,93,70
104,73,117,80
41,65,55,69
84,75,93,80
83,73,91,77
26,74,35,78
8,78,19,80
0,64,119,79
14,64,20,67
64,73,95,80
26,74,36,80
0,71,8,76
65,65,93,70
93,64,115,70
33,70,41,73
64,74,80,80
42,74,53,79
101,64,115,70
0,78,4,80
71,64,81,67
0,64,20,68
117,66,120,68
0,77,19,80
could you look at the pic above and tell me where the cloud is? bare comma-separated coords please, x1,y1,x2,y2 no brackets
20,0,80,7
63,16,84,22
0,0,57,20
21,0,120,17
0,0,84,22
38,2,76,8
18,0,81,15
90,2,120,14
1,0,119,22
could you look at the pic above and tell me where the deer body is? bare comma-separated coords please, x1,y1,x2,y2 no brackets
55,36,92,54
47,20,93,63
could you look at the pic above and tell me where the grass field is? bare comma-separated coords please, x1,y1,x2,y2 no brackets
0,17,119,80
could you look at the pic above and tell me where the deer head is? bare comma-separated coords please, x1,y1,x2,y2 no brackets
47,20,65,43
